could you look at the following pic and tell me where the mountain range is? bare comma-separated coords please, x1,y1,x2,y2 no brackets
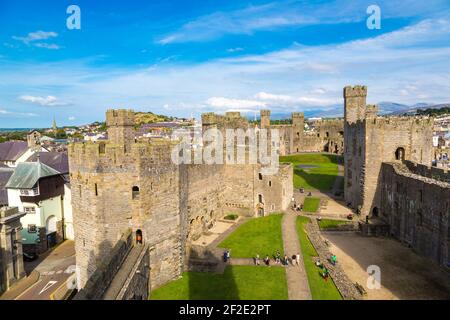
247,102,450,120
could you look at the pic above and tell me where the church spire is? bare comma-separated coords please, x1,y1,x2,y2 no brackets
52,116,57,132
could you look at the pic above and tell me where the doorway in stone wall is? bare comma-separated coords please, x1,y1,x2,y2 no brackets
136,229,143,244
258,208,264,217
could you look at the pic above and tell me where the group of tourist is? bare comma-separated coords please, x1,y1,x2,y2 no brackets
254,251,301,267
291,197,303,212
315,260,330,281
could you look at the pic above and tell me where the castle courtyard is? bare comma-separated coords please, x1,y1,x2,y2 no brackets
322,232,450,300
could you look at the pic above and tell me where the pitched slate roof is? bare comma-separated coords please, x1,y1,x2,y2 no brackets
5,162,60,189
26,152,69,174
0,167,14,205
0,141,28,161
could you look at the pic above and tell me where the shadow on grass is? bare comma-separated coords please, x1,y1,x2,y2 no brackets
187,247,239,299
294,169,337,191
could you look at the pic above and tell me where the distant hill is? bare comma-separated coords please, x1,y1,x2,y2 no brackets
134,111,174,125
243,101,450,120
393,103,450,115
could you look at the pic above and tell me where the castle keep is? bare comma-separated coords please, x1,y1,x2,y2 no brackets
68,110,293,293
344,86,448,268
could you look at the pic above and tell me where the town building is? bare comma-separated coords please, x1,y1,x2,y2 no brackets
5,162,67,254
0,207,26,294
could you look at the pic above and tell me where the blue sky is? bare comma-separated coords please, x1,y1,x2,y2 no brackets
0,0,450,127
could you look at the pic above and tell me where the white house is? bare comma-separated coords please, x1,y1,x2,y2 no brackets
5,162,67,253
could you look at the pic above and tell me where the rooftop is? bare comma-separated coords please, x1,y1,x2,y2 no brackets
5,161,61,189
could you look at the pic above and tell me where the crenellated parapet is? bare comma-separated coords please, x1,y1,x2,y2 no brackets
343,85,367,98
68,139,178,173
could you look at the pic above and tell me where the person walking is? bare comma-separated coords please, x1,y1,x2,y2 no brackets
255,254,260,266
284,255,289,266
296,253,300,266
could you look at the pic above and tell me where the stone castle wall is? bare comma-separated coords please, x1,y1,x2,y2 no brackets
380,162,449,267
69,109,294,294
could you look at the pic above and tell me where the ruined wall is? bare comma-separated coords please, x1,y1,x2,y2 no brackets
185,164,225,240
254,163,293,214
380,162,449,267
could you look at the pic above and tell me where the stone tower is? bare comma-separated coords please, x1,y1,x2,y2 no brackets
344,85,367,125
292,112,304,153
343,85,434,217
27,130,41,148
260,110,271,129
106,109,135,150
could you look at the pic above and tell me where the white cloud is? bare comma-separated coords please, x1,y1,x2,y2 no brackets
0,108,37,117
12,31,61,50
2,17,450,122
34,43,62,50
156,0,450,44
254,92,340,106
12,31,58,44
227,47,244,53
19,95,68,106
206,97,267,111
68,116,76,121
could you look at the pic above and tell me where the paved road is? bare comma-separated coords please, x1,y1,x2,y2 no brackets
282,212,312,300
16,241,76,300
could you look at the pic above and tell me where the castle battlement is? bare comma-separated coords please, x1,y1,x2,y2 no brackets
106,109,135,126
260,110,271,116
68,139,177,169
344,85,367,98
292,112,304,119
402,160,449,184
367,115,434,128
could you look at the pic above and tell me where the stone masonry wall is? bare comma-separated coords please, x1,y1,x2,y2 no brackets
380,162,449,267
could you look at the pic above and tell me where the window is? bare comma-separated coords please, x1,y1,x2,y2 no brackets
20,187,39,196
132,186,140,199
24,207,36,214
268,181,272,187
28,224,37,233
258,194,263,203
395,147,405,161
94,183,98,196
258,173,263,180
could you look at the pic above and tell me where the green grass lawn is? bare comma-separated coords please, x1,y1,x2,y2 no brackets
280,153,340,191
296,216,342,300
318,219,350,230
303,197,320,212
218,214,284,258
151,266,288,300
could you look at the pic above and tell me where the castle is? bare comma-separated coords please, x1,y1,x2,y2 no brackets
343,86,449,268
68,109,293,296
68,85,449,299
255,110,344,155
